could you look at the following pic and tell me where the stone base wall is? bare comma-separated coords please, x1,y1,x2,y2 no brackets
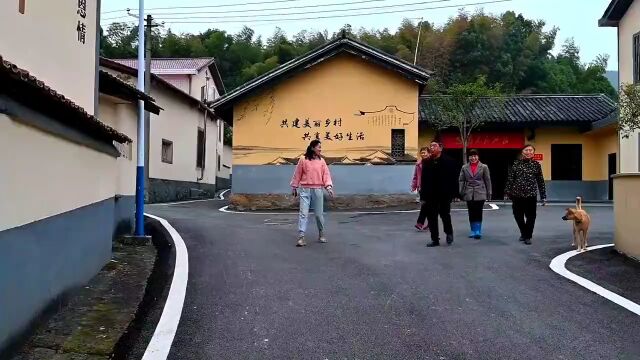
147,178,217,204
229,193,418,211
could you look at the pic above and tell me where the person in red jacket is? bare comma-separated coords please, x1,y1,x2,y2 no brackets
411,146,431,230
290,140,335,247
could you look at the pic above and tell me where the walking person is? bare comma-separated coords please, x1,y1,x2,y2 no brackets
290,140,335,247
421,141,459,247
505,144,547,245
412,146,431,231
458,149,492,239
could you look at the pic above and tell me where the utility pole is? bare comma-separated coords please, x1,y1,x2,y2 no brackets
414,17,424,65
144,15,160,200
134,0,146,237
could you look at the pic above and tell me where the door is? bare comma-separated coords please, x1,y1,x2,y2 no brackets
608,153,616,200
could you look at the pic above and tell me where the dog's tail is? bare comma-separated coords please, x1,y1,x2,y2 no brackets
576,196,582,210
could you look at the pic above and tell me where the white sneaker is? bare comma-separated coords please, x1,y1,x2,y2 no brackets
296,235,307,247
319,232,327,243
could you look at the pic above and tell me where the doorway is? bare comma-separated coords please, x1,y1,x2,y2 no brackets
444,148,520,200
608,153,616,200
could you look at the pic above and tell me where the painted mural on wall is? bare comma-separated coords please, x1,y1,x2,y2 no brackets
233,95,418,165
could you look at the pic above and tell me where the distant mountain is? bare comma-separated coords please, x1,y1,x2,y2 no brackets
606,70,619,89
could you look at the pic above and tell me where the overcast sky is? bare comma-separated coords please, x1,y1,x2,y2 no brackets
101,0,618,70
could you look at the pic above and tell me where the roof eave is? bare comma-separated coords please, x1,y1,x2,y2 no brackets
598,18,620,27
210,37,430,111
598,0,632,27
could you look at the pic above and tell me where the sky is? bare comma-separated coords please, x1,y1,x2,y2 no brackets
101,0,618,70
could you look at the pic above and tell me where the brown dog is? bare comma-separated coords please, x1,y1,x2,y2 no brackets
561,197,591,252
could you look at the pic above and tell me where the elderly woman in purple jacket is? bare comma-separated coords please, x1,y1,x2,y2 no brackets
458,149,492,239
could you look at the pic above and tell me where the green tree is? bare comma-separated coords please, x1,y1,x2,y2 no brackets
619,84,640,138
428,76,504,163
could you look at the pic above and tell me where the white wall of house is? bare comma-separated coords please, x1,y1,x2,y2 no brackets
191,68,221,101
0,0,97,113
0,115,118,232
221,144,233,179
98,95,138,196
618,0,640,173
101,66,227,194
157,74,191,95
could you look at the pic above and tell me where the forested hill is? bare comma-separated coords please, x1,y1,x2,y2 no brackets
101,10,616,98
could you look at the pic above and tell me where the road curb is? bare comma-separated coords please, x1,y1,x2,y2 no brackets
549,244,640,316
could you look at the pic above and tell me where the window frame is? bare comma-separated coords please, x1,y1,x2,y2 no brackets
390,129,406,159
161,139,173,164
634,32,640,85
196,127,205,169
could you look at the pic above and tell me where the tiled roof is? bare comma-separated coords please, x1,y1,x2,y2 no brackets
111,58,215,75
419,94,617,126
0,55,131,143
106,57,227,97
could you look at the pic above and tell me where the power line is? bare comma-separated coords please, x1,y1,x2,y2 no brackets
140,0,457,21
157,0,512,24
103,0,392,20
101,0,304,14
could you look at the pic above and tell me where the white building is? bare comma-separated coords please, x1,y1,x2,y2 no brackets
101,58,232,203
0,0,158,351
599,0,640,259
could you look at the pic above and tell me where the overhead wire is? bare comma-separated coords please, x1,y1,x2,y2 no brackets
155,0,512,24
101,0,304,14
104,0,392,20
140,0,457,20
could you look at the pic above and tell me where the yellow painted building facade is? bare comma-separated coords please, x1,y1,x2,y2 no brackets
418,126,618,182
232,54,420,165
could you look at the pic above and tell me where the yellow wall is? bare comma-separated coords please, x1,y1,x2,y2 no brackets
418,128,437,153
528,127,617,181
232,53,420,165
613,174,640,260
416,126,617,181
0,0,97,113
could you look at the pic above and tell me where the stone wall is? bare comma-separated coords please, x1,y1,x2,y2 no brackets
147,178,217,204
229,193,418,211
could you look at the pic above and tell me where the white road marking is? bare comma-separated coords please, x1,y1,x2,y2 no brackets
549,244,640,316
218,189,230,200
219,203,500,215
154,198,218,206
142,214,190,360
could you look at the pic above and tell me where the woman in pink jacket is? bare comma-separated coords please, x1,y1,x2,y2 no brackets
412,146,430,230
290,140,335,247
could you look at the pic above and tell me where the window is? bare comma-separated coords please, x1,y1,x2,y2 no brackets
391,129,406,159
551,144,582,180
161,139,173,164
219,121,223,142
217,154,221,172
201,85,207,102
196,128,205,169
634,33,640,84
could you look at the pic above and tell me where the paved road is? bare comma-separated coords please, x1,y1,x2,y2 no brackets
148,201,640,360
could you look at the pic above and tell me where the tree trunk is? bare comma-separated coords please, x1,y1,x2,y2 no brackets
462,139,468,165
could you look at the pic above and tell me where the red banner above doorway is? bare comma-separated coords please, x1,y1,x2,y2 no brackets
440,132,524,149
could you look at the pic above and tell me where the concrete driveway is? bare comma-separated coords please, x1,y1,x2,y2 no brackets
147,201,640,360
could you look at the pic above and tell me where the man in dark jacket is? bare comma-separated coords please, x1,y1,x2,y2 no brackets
421,141,460,247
